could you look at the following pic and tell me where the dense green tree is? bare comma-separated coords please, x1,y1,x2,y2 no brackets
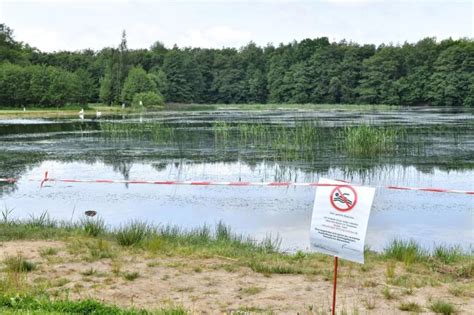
74,68,95,104
0,24,31,65
212,50,247,103
306,44,344,103
288,62,311,103
121,67,157,102
428,42,474,106
163,48,204,103
132,91,164,108
267,47,293,103
1,23,473,107
0,63,87,106
247,68,267,103
149,67,169,96
0,63,30,105
358,45,404,104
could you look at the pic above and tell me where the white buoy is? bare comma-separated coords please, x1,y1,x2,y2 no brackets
96,111,102,118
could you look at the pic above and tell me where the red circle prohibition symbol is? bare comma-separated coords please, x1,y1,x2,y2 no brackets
330,185,358,212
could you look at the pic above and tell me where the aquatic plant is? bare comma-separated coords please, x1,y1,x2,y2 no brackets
339,123,405,156
101,120,411,160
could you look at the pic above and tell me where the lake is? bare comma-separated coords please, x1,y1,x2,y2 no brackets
1,106,473,252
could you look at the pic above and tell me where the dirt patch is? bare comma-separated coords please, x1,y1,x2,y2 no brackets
1,240,472,314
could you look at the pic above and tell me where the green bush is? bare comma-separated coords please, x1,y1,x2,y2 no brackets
132,91,164,108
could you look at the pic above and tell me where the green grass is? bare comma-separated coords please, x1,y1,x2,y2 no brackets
0,213,471,280
115,220,153,246
239,286,264,295
3,255,36,273
81,216,106,237
429,300,457,315
0,294,186,314
384,239,427,265
123,271,140,281
382,287,395,300
39,247,59,257
398,301,422,312
433,245,464,264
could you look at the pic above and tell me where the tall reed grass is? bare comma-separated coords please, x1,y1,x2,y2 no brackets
339,124,405,156
101,120,409,159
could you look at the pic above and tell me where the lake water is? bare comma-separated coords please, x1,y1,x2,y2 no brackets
1,107,473,252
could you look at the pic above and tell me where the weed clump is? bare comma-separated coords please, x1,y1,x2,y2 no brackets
81,217,106,237
433,245,464,264
384,239,426,265
115,220,152,246
429,299,457,314
123,271,140,281
398,301,422,312
340,124,404,156
3,255,36,273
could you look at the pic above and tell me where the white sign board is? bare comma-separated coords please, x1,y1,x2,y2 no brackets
310,178,375,264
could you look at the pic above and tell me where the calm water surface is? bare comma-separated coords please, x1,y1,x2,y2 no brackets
1,107,472,252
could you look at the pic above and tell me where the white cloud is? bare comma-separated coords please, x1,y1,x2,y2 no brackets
208,26,251,42
15,27,63,51
1,0,471,51
174,26,252,48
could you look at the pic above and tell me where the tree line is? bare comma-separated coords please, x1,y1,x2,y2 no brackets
1,23,472,107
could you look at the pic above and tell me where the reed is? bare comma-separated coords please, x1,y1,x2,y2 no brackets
339,124,405,156
101,120,410,161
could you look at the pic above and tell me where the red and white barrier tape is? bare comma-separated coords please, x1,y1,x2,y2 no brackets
0,171,473,195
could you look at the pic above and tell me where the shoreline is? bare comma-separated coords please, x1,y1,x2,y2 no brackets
0,103,426,120
0,218,472,314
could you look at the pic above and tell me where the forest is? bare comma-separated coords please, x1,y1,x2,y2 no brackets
0,23,473,108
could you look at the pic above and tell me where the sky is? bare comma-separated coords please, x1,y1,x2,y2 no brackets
1,0,472,52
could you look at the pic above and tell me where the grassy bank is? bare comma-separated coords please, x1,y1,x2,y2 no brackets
0,295,185,314
0,214,472,314
0,103,398,119
0,104,127,119
1,213,471,276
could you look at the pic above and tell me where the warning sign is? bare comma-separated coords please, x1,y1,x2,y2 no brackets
310,178,375,264
330,185,357,211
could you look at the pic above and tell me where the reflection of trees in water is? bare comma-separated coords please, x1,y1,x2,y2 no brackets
0,151,44,197
102,156,133,188
1,137,472,198
111,161,132,181
152,162,168,172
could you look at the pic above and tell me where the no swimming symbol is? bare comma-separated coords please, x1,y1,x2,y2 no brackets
330,185,358,212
